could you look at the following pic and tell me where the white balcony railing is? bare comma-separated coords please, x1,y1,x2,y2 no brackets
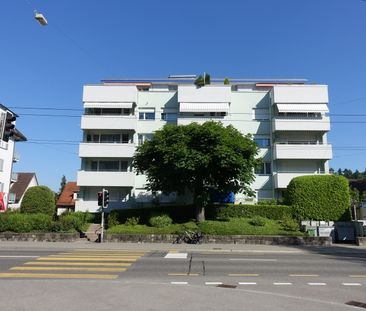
273,143,332,160
77,171,135,187
79,143,136,158
272,116,330,132
274,172,327,189
81,115,137,130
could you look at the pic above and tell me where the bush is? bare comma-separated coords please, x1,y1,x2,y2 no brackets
214,204,292,220
149,214,173,228
0,212,52,232
285,175,351,221
249,216,266,226
21,186,56,216
107,212,120,228
124,217,140,226
279,218,299,232
58,212,93,232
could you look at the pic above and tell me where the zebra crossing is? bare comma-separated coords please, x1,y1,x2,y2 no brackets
0,249,145,279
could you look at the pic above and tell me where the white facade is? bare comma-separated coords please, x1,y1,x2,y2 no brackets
75,79,332,212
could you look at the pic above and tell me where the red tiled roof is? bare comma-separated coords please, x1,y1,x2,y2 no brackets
10,173,37,202
57,182,79,206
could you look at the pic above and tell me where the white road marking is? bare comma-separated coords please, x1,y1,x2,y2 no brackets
342,283,362,286
164,253,188,259
238,282,257,285
307,283,327,286
205,282,222,285
273,282,293,286
171,282,188,285
229,258,277,262
0,255,39,258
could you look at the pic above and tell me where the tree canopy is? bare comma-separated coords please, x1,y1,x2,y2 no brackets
20,186,56,216
133,121,259,222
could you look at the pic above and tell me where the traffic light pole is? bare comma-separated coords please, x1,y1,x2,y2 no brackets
100,188,105,243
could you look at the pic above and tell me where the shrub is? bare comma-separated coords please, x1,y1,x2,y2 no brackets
149,214,173,228
0,212,52,232
21,186,56,216
58,212,93,232
107,212,120,228
214,204,292,220
279,218,299,232
249,216,266,226
124,217,140,226
285,175,351,221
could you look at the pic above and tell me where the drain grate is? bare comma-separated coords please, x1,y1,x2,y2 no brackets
217,284,237,289
346,301,366,309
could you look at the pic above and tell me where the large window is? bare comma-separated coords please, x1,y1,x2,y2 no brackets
138,133,153,145
139,109,155,120
88,160,129,172
252,108,269,120
85,108,132,116
86,133,131,144
255,162,272,175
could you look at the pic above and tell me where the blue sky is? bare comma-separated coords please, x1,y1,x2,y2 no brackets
1,0,366,191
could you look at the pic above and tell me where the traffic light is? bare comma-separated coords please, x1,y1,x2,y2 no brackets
103,190,109,207
2,112,16,142
97,191,103,207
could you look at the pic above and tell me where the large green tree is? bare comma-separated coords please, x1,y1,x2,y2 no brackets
133,122,259,222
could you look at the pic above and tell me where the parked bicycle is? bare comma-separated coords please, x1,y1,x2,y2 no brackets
174,230,204,244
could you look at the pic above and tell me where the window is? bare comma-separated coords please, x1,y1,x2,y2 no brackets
139,109,155,120
120,161,128,172
252,108,269,120
100,134,120,143
161,113,177,122
91,161,98,171
122,133,129,143
255,162,272,175
99,161,119,171
209,112,227,117
0,159,3,171
254,138,270,148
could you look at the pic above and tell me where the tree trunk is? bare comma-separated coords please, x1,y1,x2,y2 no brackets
196,205,205,223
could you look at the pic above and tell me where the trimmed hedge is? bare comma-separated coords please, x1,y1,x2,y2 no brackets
214,204,292,220
108,205,196,225
0,211,93,233
285,175,351,221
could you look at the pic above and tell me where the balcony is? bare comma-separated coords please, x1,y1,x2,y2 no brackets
274,172,327,189
271,85,328,104
83,85,138,103
177,116,227,126
79,143,135,158
272,116,330,132
178,85,231,103
77,171,134,187
273,143,332,160
81,115,137,130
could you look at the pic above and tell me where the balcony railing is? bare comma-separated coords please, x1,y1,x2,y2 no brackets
274,171,327,188
272,116,330,132
273,143,332,160
79,143,135,158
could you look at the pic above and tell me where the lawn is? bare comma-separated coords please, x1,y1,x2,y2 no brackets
106,218,303,236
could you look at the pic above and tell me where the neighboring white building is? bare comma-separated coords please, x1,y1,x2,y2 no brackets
75,78,332,212
0,104,27,211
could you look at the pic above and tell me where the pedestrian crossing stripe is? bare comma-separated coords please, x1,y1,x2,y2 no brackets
24,261,132,266
0,273,118,279
36,257,137,261
10,267,126,272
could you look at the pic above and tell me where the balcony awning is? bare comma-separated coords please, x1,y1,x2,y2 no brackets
180,102,229,113
84,102,134,109
276,103,329,113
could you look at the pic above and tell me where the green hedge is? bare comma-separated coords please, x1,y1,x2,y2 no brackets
213,204,292,220
285,175,351,221
0,211,93,233
108,205,196,225
20,186,56,216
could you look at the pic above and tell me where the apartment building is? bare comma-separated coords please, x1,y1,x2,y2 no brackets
75,77,332,212
0,104,27,211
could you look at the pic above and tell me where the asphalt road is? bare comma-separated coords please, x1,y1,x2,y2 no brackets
0,242,365,311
